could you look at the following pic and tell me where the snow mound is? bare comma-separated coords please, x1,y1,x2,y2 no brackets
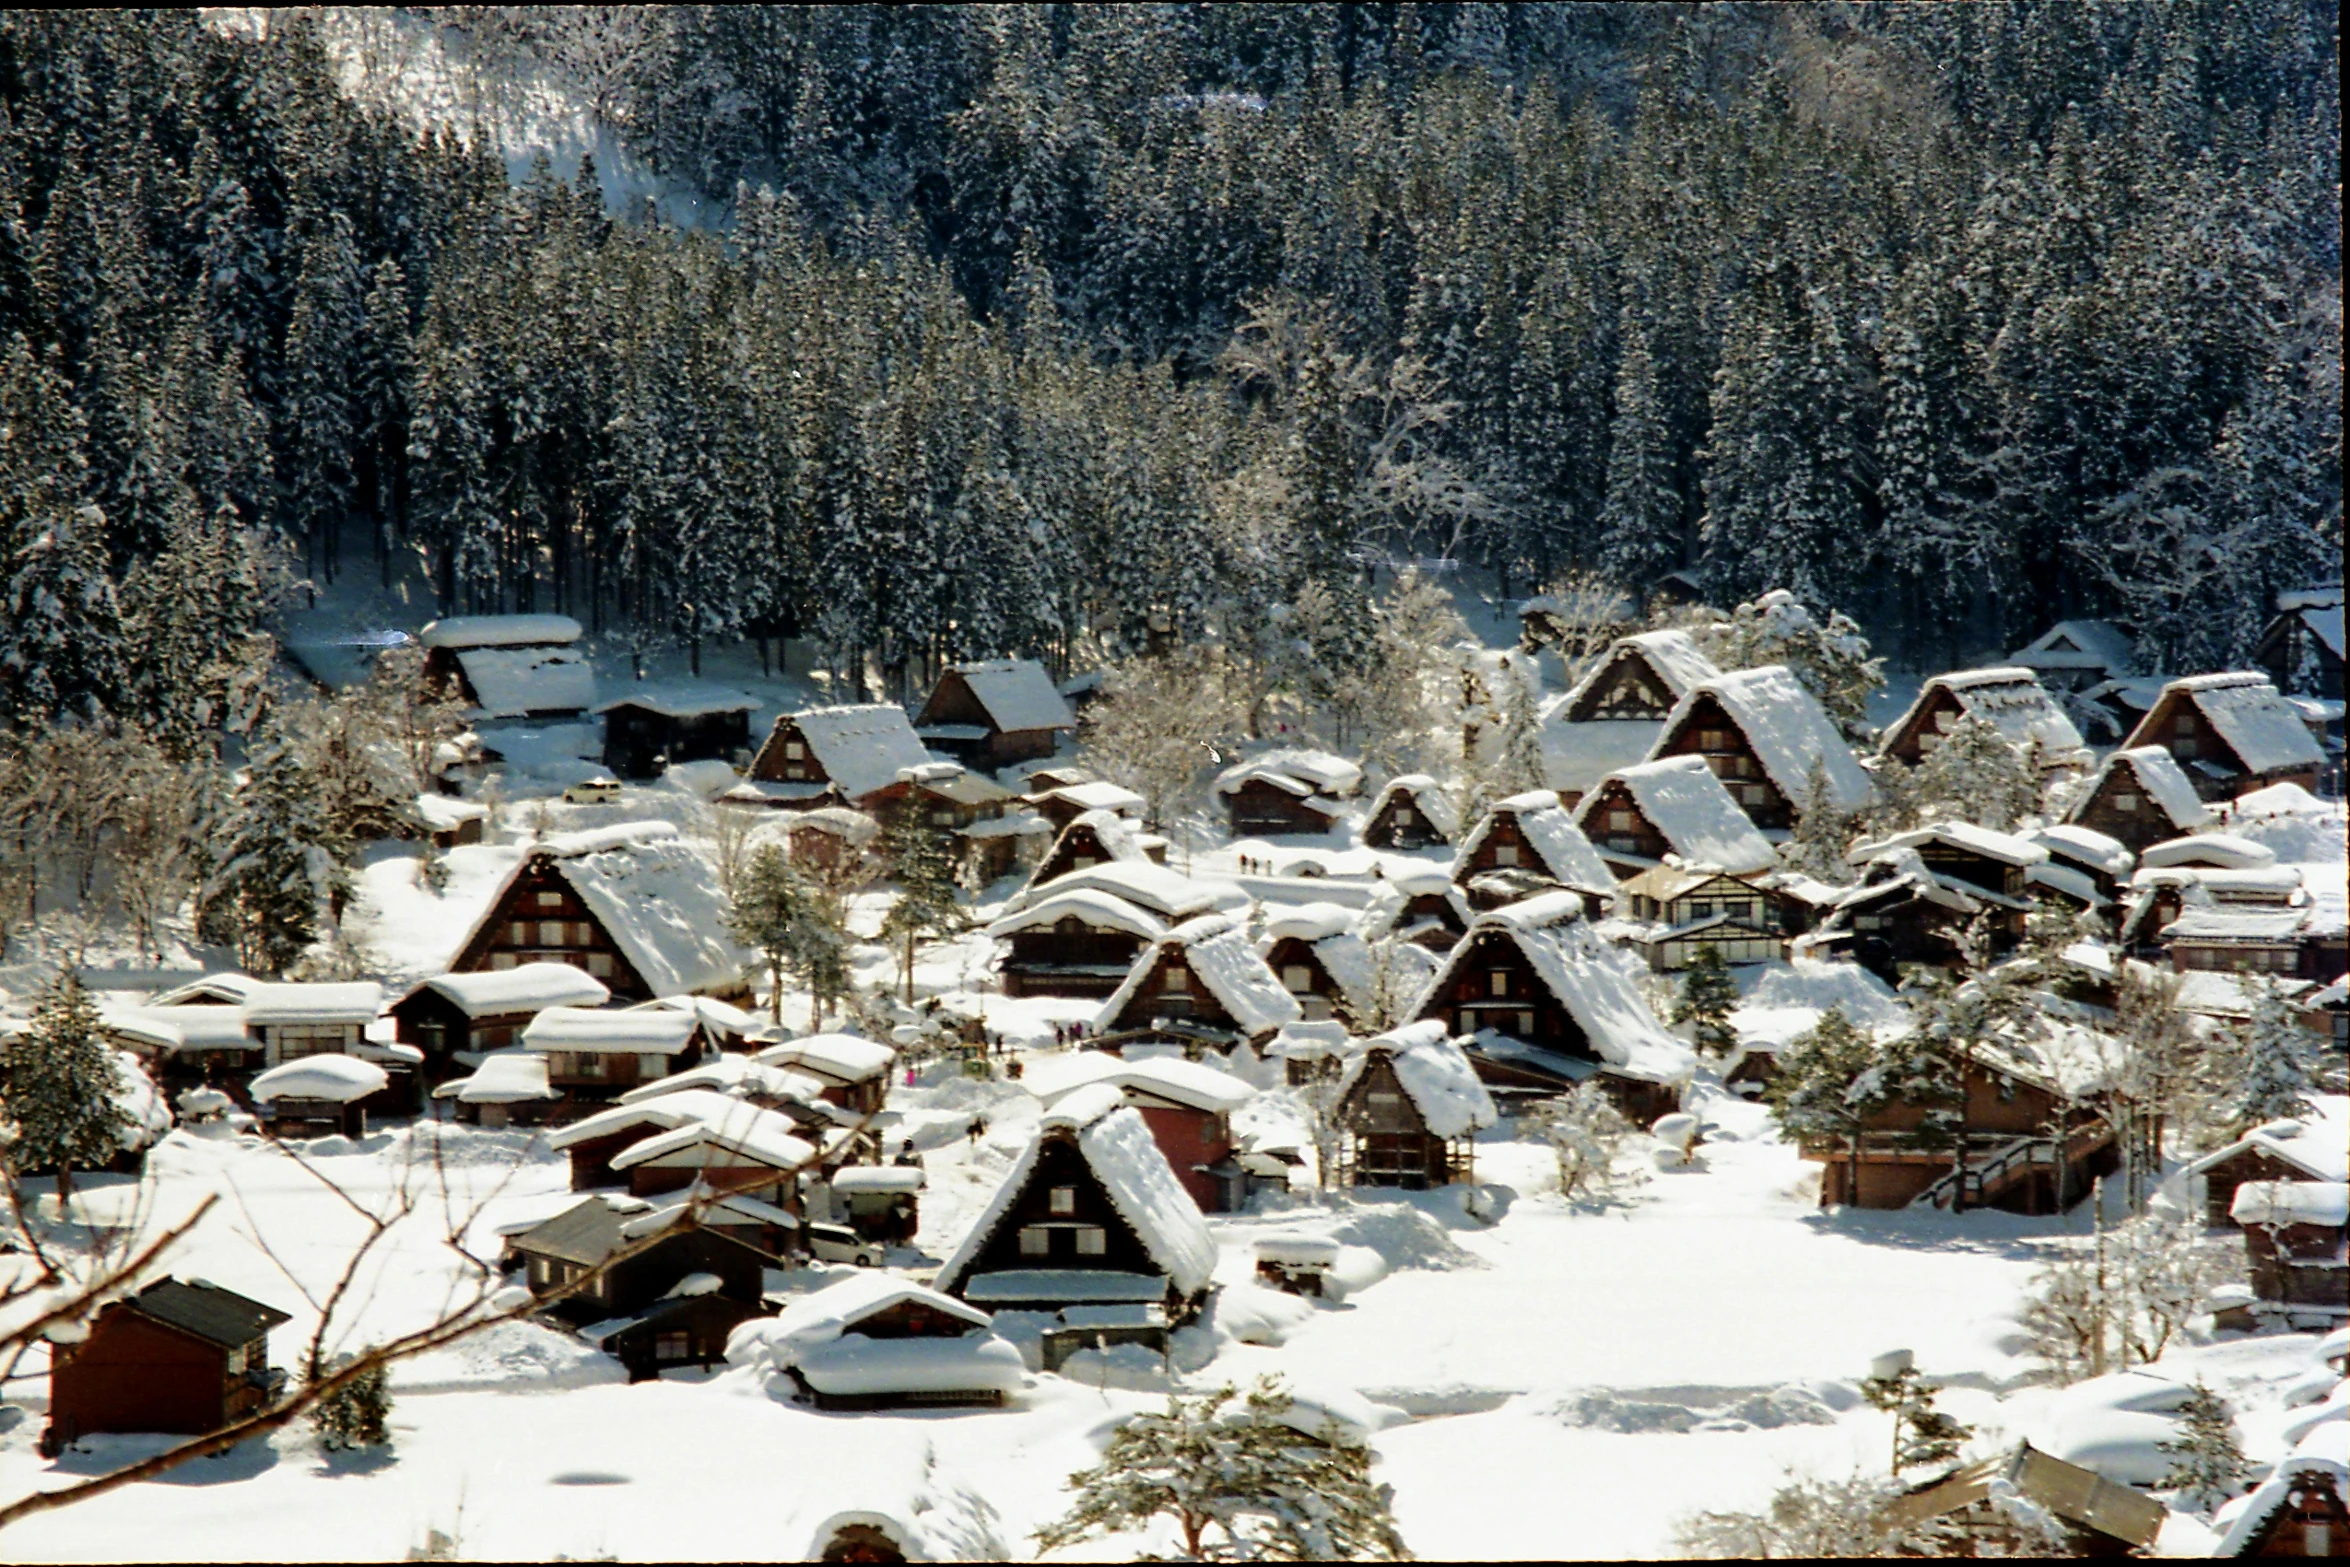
1531,1382,1841,1434
391,1317,624,1394
1206,1284,1323,1347
1744,959,1907,1030
1320,1201,1488,1274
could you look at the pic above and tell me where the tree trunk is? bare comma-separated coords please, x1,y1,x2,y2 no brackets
902,930,916,1005
769,959,783,1026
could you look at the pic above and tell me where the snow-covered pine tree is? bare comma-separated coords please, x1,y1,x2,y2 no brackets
1859,1359,1972,1475
1763,1006,1881,1206
0,971,132,1204
1597,297,1683,597
1035,1377,1407,1562
1670,943,1739,1059
2213,979,2319,1136
309,1353,393,1452
209,716,334,977
283,210,362,582
1696,590,1885,742
0,496,126,727
2158,1384,2248,1513
880,809,968,1006
1883,713,2040,835
727,843,819,1026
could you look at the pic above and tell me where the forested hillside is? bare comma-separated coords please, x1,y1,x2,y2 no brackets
0,4,2337,734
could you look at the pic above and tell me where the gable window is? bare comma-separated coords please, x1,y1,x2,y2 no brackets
1515,1011,1536,1036
785,741,805,760
1608,811,1636,832
585,952,613,978
1493,844,1520,867
490,952,518,970
2113,792,2139,811
1368,1091,1402,1110
1074,1227,1107,1257
1163,965,1190,992
540,921,569,947
1018,1225,1051,1257
2173,713,2195,735
1282,966,1314,994
1049,1186,1077,1215
509,921,532,945
536,892,564,909
1072,855,1098,870
1487,970,1510,998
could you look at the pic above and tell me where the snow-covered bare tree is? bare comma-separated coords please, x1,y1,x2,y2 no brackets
1526,1082,1642,1203
2211,979,2321,1137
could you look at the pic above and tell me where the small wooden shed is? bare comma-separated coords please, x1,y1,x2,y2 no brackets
1334,1022,1495,1191
46,1279,289,1451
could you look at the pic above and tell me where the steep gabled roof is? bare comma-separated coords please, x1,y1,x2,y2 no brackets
2071,747,2214,834
1580,756,1777,874
939,659,1074,734
1361,773,1462,842
1657,665,1873,812
1454,790,1616,891
488,822,745,998
1339,1020,1496,1139
784,705,937,801
2007,619,2135,673
934,1085,1216,1300
1095,914,1303,1037
1561,629,1722,715
1884,667,2088,762
2128,673,2325,776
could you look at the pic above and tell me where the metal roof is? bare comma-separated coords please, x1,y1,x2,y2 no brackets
129,1278,291,1348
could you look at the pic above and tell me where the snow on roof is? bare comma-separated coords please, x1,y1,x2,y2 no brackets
2139,833,2278,870
785,705,937,802
2136,673,2326,774
100,1005,253,1053
2010,618,2136,673
417,962,611,1017
1262,902,1357,943
240,981,385,1025
758,1272,992,1358
986,887,1169,943
1538,715,1662,796
1858,821,2049,868
945,659,1075,733
453,643,598,718
831,1165,925,1194
1454,792,1616,891
525,826,744,998
438,1050,556,1104
1664,665,1874,812
1433,906,1695,1086
2214,1427,2350,1556
521,1006,697,1055
1035,780,1146,815
617,1184,799,1241
619,1054,825,1107
1341,1020,1496,1139
1095,915,1303,1037
2186,1105,2350,1185
1586,755,1777,874
755,1032,895,1083
608,1106,816,1173
418,614,582,650
544,1088,750,1150
248,1054,388,1104
2231,1180,2349,1228
1032,862,1249,922
144,972,264,1006
935,1093,1216,1301
2025,861,2104,909
773,805,880,846
1027,1051,1256,1115
415,794,489,831
1563,630,1723,712
2026,825,2134,878
590,681,758,718
2075,747,2213,833
1362,774,1462,841
1887,667,2089,762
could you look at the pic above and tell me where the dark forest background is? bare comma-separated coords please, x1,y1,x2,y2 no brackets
0,4,2337,735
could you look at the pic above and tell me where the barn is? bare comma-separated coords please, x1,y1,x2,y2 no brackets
1093,913,1303,1049
1358,774,1461,850
2064,745,2216,853
418,614,598,721
1212,751,1364,837
46,1279,289,1450
593,682,759,779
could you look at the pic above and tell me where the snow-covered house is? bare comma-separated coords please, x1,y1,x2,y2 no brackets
2005,618,2136,695
752,804,879,876
1853,823,2047,909
445,821,748,1002
547,1089,762,1190
1360,865,1474,953
388,962,611,1080
248,1054,391,1137
238,981,385,1067
988,887,1168,1001
2212,1427,2350,1556
753,1033,897,1115
1025,1052,1258,1213
95,1004,260,1088
1807,830,2045,980
1258,903,1408,1026
1572,755,1778,879
1878,667,2090,772
1647,664,1873,832
1357,774,1461,851
1334,1021,1496,1190
2183,1109,2350,1228
592,682,758,779
430,1050,559,1128
1539,630,1725,807
504,1193,778,1380
521,1006,707,1105
2229,1181,2348,1325
2024,825,2136,908
731,1273,1025,1412
2117,856,2313,964
1412,891,1693,1120
418,614,597,721
1025,778,1146,832
2122,673,2326,801
2064,745,2215,854
933,1083,1218,1331
1093,913,1303,1049
2252,585,2346,701
1024,807,1165,892
914,659,1076,768
744,704,940,813
1882,1444,2165,1556
607,1105,818,1202
44,1279,290,1450
1452,790,1617,915
1212,750,1364,837
2161,898,2346,984
1617,863,1795,970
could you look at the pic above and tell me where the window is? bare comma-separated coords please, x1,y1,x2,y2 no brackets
1608,810,1636,832
509,922,532,945
930,809,955,826
225,1343,248,1375
1515,1010,1536,1036
575,1054,606,1078
1856,915,1883,932
1074,1227,1107,1257
274,1024,347,1060
2114,792,2139,812
785,741,805,760
1049,1186,1077,1214
1368,1091,1402,1109
529,1257,550,1287
1493,844,1519,867
1282,965,1314,994
1163,965,1190,992
1742,785,1767,805
1688,901,1713,921
540,921,568,947
536,892,564,910
1072,855,1098,870
490,952,518,971
586,953,613,978
2174,713,2195,735
1394,806,1416,826
1488,970,1509,997
656,1331,691,1362
1018,1225,1051,1256
1917,733,1941,752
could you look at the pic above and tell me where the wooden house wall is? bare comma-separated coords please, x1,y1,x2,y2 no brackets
1563,650,1680,722
1457,811,1539,880
999,925,1149,998
450,858,651,999
749,719,834,788
2240,1220,2350,1308
1854,1063,2063,1139
917,672,1059,766
51,1311,253,1438
2069,762,2187,854
2254,613,2347,700
1339,1053,1458,1189
843,1298,980,1339
955,1134,1160,1282
1652,695,1793,828
1131,1102,1233,1213
1103,945,1243,1035
1580,779,1672,871
1881,686,1970,765
1915,844,2027,902
2238,1473,2350,1557
1033,821,1121,885
602,704,751,778
1262,935,1341,1022
1421,930,1600,1062
1225,777,1335,836
1362,793,1446,849
528,1229,771,1324
608,1294,767,1383
2201,1147,2335,1227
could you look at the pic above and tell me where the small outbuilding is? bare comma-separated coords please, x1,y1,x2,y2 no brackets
594,682,758,779
506,1193,779,1379
2229,1180,2349,1326
753,1033,896,1115
1333,1021,1496,1191
1357,774,1460,851
45,1278,289,1451
1211,751,1364,837
914,659,1076,768
732,1273,1024,1412
247,1054,391,1137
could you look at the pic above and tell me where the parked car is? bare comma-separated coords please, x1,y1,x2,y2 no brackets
805,1221,884,1267
563,776,623,805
